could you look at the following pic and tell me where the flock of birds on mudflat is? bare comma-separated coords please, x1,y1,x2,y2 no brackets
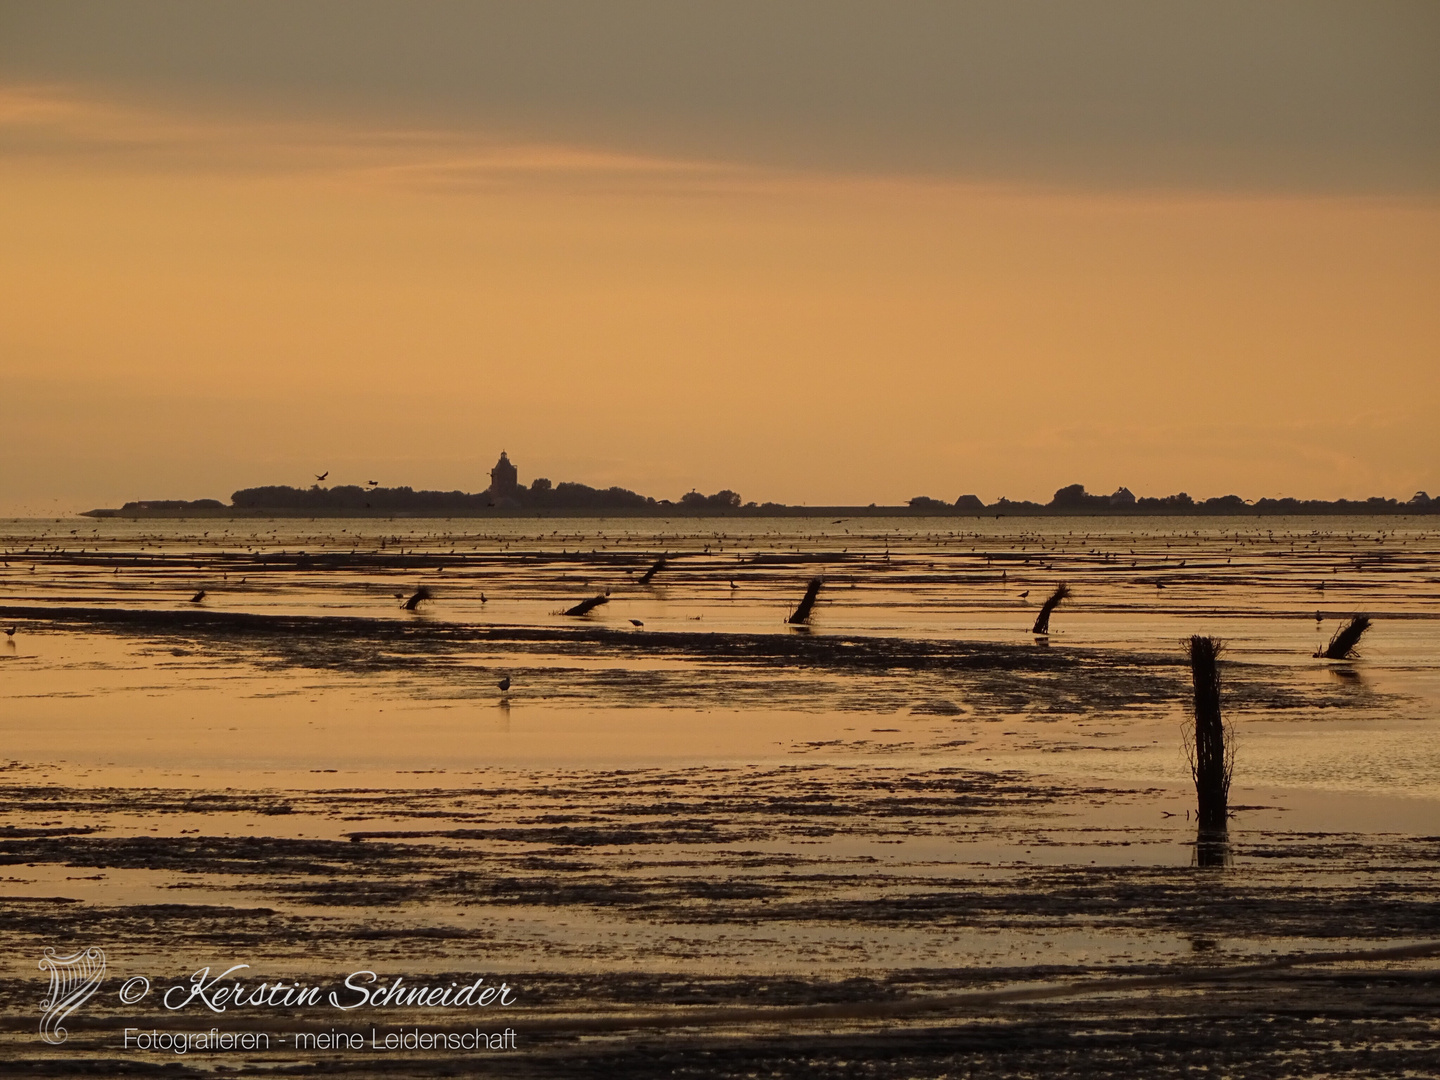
2,524,1406,698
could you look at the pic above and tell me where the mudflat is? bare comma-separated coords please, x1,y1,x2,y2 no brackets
3,516,1438,1075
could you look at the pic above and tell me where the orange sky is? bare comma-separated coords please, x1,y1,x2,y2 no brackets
2,6,1438,513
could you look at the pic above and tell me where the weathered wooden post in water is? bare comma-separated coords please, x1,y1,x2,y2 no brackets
1186,635,1233,863
787,578,823,625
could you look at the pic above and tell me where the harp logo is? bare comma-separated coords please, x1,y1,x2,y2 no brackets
38,947,107,1045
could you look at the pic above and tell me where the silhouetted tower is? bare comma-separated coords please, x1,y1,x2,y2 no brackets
489,451,519,498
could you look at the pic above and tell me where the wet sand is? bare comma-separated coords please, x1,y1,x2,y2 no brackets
2,516,1438,1075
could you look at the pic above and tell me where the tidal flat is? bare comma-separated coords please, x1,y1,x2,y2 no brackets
2,516,1438,1075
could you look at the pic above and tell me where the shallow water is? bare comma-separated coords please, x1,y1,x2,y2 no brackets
3,515,1438,792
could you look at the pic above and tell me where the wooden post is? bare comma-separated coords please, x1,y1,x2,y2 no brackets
1188,635,1231,835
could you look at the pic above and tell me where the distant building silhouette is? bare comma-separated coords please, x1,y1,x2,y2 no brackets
489,451,519,499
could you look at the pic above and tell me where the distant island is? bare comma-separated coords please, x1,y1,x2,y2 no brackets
82,453,1438,518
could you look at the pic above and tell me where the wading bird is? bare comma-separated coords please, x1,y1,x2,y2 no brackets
189,590,206,603
497,676,510,691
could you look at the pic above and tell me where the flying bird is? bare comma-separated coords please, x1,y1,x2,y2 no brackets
497,676,511,692
189,590,206,603
315,471,329,482
367,480,379,487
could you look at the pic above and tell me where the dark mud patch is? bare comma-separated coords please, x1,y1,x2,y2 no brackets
3,765,1439,1076
0,605,1401,719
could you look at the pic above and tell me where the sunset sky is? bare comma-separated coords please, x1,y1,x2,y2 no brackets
2,2,1437,515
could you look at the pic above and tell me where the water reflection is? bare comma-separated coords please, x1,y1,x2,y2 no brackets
1193,827,1232,868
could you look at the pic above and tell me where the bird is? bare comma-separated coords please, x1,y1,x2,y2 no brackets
497,676,511,691
366,480,379,487
4,626,15,637
629,619,644,627
1155,582,1166,589
729,579,738,590
189,590,206,603
480,592,488,604
1018,590,1029,599
315,471,329,482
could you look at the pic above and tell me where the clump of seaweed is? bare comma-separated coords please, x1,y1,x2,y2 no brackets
1315,615,1371,660
1030,583,1070,635
787,578,823,625
563,595,609,617
1183,635,1233,836
402,586,433,611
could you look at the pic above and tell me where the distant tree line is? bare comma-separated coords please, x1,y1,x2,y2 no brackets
906,484,1438,515
218,481,746,513
104,481,1436,517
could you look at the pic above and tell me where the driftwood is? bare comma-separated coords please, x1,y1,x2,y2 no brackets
402,586,432,611
638,557,667,585
787,578,823,625
1030,583,1070,635
563,595,609,617
1316,615,1371,659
